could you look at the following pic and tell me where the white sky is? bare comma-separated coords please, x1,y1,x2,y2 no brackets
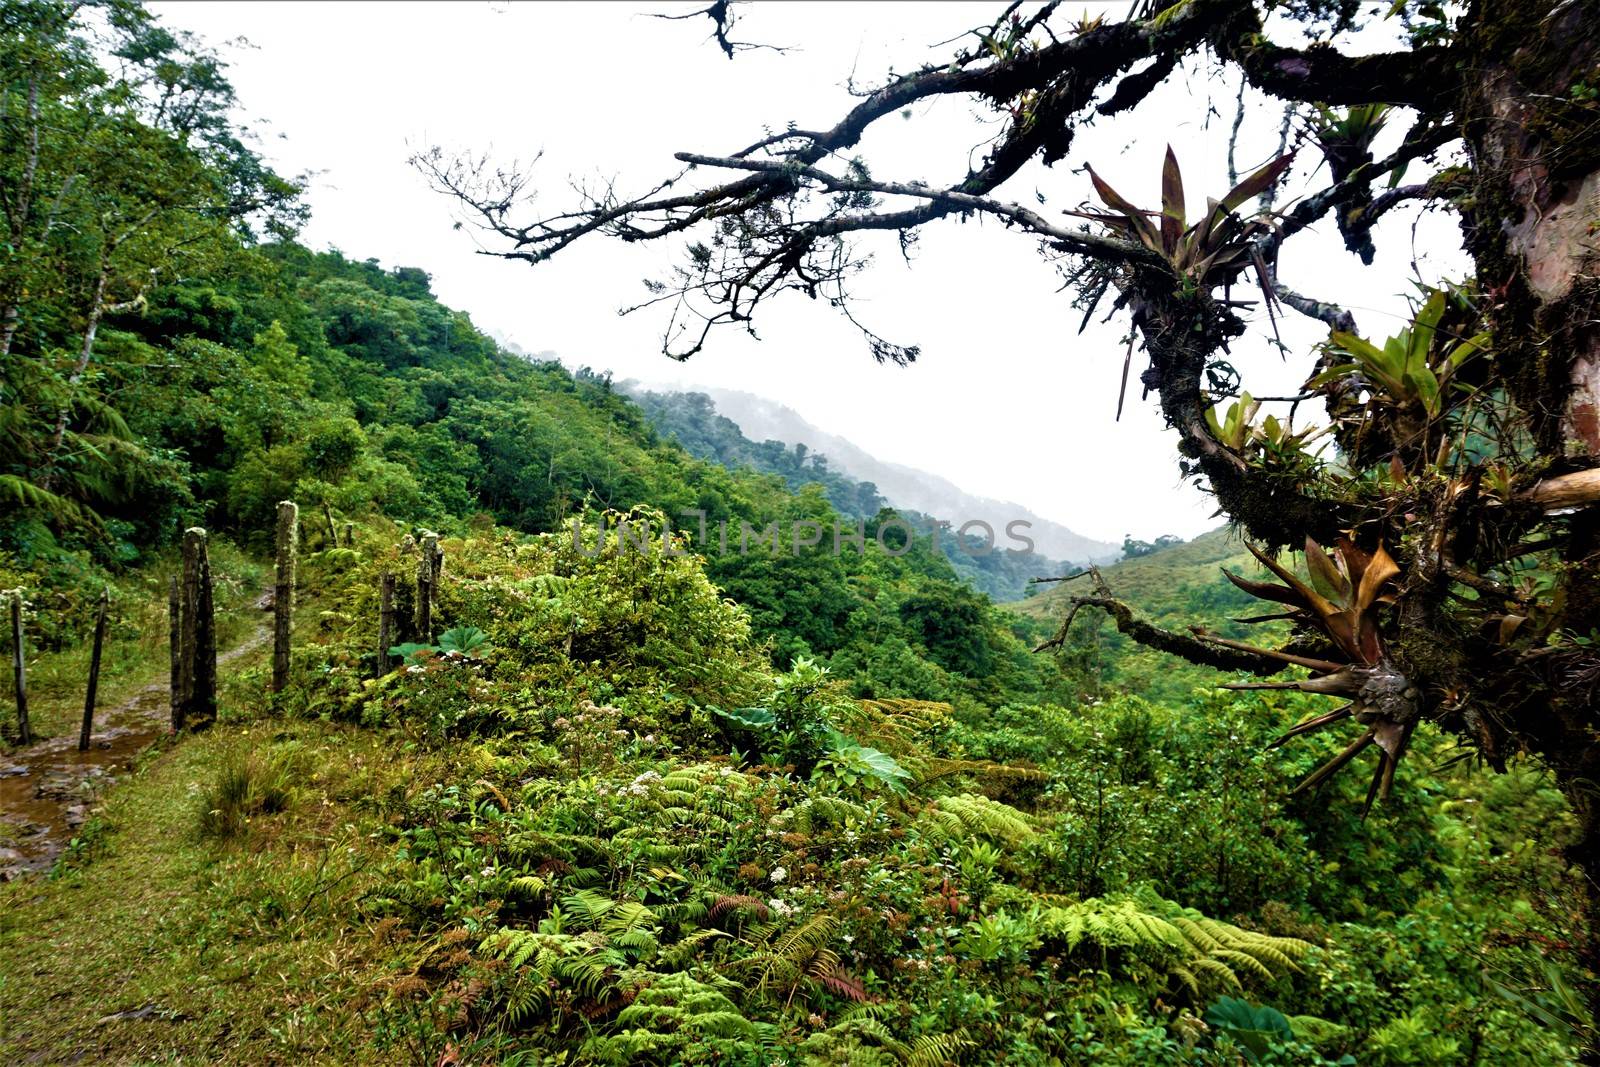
152,1,1466,543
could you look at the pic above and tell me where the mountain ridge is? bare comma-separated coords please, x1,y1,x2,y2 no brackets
621,382,1120,566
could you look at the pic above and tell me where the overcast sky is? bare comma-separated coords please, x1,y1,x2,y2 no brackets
152,1,1464,543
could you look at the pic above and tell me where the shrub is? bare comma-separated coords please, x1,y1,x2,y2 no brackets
196,744,300,839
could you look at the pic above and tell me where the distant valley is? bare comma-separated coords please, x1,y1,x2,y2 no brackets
622,382,1121,568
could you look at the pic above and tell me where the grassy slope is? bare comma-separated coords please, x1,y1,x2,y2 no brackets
0,531,1586,1066
1010,527,1278,703
0,575,411,1065
0,715,402,1062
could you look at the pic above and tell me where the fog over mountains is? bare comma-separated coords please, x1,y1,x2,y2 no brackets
626,383,1121,565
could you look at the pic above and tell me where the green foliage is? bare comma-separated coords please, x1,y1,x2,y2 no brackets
0,11,1587,1066
196,744,299,838
389,625,490,664
1313,289,1488,419
816,740,912,795
1204,997,1294,1062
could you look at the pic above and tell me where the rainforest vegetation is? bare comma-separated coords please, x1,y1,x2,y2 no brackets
1,1,1597,1064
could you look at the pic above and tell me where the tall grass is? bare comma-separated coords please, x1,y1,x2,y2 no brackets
196,744,300,839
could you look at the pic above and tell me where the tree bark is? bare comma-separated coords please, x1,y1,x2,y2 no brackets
1455,0,1600,1036
378,571,395,676
272,501,298,694
10,594,29,746
176,527,215,730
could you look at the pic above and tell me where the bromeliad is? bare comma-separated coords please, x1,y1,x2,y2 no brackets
1197,538,1418,811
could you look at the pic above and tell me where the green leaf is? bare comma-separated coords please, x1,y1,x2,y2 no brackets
1304,538,1351,605
1205,996,1293,1061
437,625,490,655
823,738,912,794
1408,290,1446,371
712,705,776,730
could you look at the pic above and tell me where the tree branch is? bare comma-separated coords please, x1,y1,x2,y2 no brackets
1034,566,1285,675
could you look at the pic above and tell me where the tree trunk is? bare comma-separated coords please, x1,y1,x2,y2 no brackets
177,527,216,730
377,571,395,676
77,586,108,751
416,531,438,644
1458,0,1600,1040
10,594,28,746
39,261,108,491
272,501,298,694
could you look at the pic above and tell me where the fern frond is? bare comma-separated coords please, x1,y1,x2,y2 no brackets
924,793,1035,845
903,1029,975,1067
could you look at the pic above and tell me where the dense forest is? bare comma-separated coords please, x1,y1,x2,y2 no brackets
1,2,1595,1065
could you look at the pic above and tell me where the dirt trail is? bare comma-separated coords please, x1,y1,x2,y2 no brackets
0,617,270,878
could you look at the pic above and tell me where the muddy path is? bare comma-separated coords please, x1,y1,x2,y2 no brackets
0,617,271,879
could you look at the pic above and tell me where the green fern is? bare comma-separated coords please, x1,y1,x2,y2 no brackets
904,1030,977,1067
785,794,871,833
482,924,626,1025
582,973,770,1064
924,793,1036,845
1029,892,1310,1000
735,911,843,1003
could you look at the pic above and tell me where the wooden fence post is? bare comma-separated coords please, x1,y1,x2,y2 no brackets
272,501,298,694
177,527,216,730
343,522,354,547
78,586,109,751
416,531,438,644
378,572,396,675
10,593,28,746
169,575,181,731
322,501,338,549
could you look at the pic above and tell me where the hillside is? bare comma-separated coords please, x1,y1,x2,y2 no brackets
0,7,1590,1066
1012,528,1279,703
630,384,1120,566
624,386,1074,602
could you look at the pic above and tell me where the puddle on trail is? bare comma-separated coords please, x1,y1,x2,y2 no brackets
0,623,268,879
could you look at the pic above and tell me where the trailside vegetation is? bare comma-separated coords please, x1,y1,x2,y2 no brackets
0,2,1593,1064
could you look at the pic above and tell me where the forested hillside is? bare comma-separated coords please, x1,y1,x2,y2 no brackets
634,384,1121,565
0,4,1593,1065
627,386,1077,602
1012,529,1274,704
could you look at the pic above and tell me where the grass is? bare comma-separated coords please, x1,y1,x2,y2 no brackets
0,720,407,1064
195,744,300,839
0,555,426,1064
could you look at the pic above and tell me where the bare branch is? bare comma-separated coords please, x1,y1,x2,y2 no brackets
647,1,790,60
1034,567,1286,675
